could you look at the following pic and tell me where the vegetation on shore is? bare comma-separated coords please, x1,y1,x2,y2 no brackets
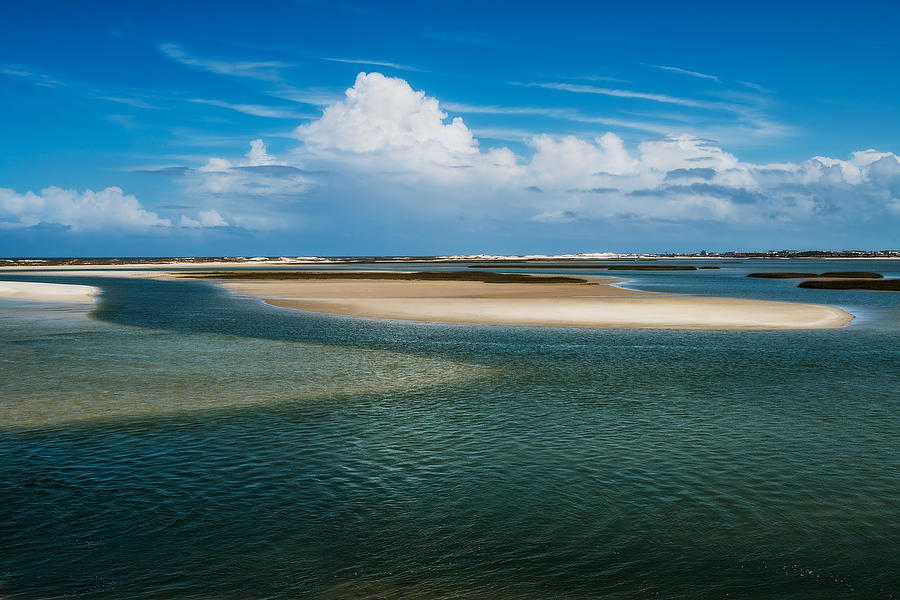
819,272,883,278
798,279,900,291
747,273,820,278
748,271,883,279
748,270,895,291
181,271,589,284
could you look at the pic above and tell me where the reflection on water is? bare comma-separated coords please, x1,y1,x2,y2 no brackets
0,268,899,600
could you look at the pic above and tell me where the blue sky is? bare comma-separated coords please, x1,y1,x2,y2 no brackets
1,0,899,256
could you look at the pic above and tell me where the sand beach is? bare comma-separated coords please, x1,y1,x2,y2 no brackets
215,273,853,330
0,281,99,302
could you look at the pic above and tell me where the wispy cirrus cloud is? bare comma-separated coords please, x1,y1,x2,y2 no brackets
159,43,294,81
524,82,787,139
528,81,731,110
577,75,630,83
736,80,773,93
1,64,65,87
3,62,174,111
267,85,343,107
188,98,311,119
646,63,720,82
320,57,421,71
442,102,568,117
444,102,677,136
99,96,158,109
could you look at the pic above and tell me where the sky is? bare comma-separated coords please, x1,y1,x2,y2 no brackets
1,0,899,256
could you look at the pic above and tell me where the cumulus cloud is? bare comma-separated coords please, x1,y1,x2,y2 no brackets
290,73,900,230
297,72,479,166
190,139,306,200
246,139,276,166
179,210,228,228
0,186,238,232
529,133,637,187
0,186,170,231
171,139,309,230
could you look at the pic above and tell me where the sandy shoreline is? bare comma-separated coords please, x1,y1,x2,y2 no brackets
0,281,100,302
219,276,853,330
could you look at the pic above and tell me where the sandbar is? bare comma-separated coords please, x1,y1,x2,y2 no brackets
0,281,99,302
217,275,853,330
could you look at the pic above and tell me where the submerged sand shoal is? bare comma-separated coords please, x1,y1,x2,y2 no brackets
0,281,100,302
218,275,853,330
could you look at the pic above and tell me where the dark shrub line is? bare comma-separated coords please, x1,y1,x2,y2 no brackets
181,271,589,284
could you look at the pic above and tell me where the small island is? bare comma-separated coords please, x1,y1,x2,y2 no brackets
183,269,854,330
747,271,898,291
799,279,900,291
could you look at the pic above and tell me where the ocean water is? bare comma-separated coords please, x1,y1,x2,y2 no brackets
1,261,898,599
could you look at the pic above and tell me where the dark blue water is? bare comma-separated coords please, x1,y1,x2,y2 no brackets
1,264,898,599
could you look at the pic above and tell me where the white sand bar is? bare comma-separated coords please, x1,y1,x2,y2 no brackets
220,277,853,330
0,281,100,303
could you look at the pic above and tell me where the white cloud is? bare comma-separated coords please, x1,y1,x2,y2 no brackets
198,209,228,227
321,57,420,71
525,81,787,140
1,64,64,87
267,85,342,107
0,186,240,232
0,186,170,231
185,140,309,221
28,72,892,239
246,139,276,166
647,64,720,82
531,210,578,223
528,133,637,188
180,210,228,228
638,135,741,172
288,74,900,228
849,149,896,167
736,80,773,93
298,72,479,163
198,157,234,173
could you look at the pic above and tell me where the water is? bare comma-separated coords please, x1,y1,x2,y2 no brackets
1,262,898,599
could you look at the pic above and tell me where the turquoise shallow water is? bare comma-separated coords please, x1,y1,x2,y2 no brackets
1,261,899,599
